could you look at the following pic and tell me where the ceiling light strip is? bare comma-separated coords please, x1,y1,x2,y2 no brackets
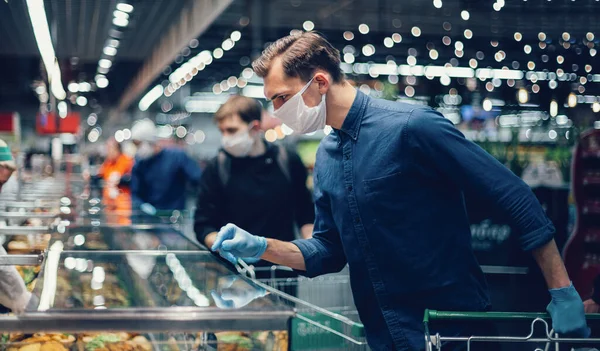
26,0,66,100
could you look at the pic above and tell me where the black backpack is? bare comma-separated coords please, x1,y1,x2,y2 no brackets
217,145,291,186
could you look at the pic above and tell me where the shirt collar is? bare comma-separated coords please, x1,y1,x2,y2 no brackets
338,90,367,141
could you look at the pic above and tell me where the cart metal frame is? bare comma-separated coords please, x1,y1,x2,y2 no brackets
423,309,600,351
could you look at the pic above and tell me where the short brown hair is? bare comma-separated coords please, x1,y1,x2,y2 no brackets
214,95,262,124
252,32,343,83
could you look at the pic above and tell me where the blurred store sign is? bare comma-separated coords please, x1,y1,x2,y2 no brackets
36,111,80,134
0,112,21,147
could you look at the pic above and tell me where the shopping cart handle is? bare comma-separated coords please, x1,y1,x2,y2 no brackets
351,322,366,338
424,309,600,323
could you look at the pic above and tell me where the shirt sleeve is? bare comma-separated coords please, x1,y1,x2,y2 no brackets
180,151,202,185
194,159,225,246
406,108,555,251
287,149,315,227
292,168,347,277
0,246,32,313
130,160,144,210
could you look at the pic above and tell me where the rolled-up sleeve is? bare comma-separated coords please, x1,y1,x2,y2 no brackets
292,170,347,277
407,108,554,251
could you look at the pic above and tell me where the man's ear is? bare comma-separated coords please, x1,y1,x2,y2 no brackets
314,72,330,94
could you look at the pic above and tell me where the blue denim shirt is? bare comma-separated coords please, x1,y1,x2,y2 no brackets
292,91,555,350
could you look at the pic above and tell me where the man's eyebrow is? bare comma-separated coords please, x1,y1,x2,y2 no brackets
269,90,291,101
268,93,281,101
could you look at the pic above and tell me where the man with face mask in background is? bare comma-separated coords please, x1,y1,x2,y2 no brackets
130,119,202,217
0,139,36,313
194,96,314,293
209,32,590,350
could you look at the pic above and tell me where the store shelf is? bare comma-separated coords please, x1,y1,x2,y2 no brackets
583,204,600,215
583,176,600,185
582,150,600,159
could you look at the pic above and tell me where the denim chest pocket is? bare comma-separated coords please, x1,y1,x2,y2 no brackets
362,171,415,227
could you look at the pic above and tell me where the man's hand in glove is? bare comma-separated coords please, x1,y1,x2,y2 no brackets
211,224,267,265
211,276,267,309
547,283,590,337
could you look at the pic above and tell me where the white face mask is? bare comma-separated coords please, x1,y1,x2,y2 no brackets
136,142,155,160
272,77,326,134
222,128,255,157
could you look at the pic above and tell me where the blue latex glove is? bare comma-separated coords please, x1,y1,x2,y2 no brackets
210,276,267,309
547,283,590,338
211,224,267,265
140,203,157,216
241,257,261,265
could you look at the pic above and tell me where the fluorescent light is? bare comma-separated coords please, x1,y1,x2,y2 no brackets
79,82,91,92
116,3,134,13
185,100,224,113
242,85,266,99
222,39,234,51
96,76,109,89
550,100,558,117
113,17,129,27
58,101,68,118
138,85,164,111
76,96,88,107
231,31,241,42
423,66,474,78
88,128,100,143
103,46,117,56
26,0,66,100
491,69,523,80
98,59,112,69
68,82,79,93
106,39,120,48
113,10,129,19
50,61,67,100
213,48,224,59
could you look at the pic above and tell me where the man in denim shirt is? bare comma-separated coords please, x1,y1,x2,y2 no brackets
210,32,589,350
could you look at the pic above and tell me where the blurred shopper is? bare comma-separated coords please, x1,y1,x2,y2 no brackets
0,139,36,313
130,119,202,216
97,138,134,224
0,139,16,192
194,96,314,291
209,32,589,350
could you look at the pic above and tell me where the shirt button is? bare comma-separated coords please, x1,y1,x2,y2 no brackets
354,217,360,223
347,185,353,191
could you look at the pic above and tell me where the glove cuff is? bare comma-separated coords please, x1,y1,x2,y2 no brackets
253,236,268,259
548,282,580,302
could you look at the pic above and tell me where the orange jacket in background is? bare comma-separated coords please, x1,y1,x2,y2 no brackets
99,154,134,184
99,154,134,224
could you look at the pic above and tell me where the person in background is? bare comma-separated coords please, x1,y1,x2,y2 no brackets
194,96,314,292
97,138,134,224
0,139,17,193
130,119,202,216
209,32,589,350
0,139,36,313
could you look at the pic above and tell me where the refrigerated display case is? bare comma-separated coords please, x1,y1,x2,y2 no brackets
0,167,367,351
0,236,295,350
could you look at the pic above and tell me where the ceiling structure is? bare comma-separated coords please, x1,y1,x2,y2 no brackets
1,0,600,131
